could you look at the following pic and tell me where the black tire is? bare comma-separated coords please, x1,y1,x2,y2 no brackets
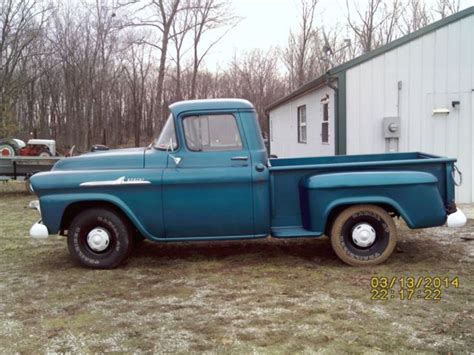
330,205,397,266
134,232,146,244
67,208,134,269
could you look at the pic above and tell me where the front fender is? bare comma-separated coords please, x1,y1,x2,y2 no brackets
299,171,447,233
39,192,161,240
30,167,165,240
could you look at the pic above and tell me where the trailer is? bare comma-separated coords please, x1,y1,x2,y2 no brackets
0,156,61,192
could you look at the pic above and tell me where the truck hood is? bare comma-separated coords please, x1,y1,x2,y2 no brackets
53,147,146,171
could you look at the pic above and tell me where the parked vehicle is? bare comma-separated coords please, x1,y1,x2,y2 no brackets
28,99,466,269
90,144,110,152
0,138,56,157
21,139,56,157
0,156,62,192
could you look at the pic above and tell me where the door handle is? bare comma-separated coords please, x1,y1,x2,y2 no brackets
231,156,248,161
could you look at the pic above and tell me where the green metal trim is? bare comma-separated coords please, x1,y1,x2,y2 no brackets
329,6,474,75
267,111,272,155
336,72,346,155
268,155,456,171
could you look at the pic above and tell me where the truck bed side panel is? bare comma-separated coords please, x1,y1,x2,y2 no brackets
300,171,446,233
269,152,455,232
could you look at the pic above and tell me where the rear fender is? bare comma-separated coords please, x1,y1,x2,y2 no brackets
299,171,447,233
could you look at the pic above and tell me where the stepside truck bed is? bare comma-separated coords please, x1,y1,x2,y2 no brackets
269,152,457,237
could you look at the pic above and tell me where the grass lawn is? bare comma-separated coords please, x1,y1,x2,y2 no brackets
0,181,473,353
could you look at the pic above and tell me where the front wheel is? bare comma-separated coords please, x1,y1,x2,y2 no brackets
67,208,134,269
330,205,397,266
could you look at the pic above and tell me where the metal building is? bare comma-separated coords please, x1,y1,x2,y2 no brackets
267,7,474,202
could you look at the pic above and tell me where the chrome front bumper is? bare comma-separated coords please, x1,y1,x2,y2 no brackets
28,200,49,239
447,208,467,228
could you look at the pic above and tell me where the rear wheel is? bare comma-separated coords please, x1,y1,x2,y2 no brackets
0,143,16,157
67,208,134,269
330,205,397,266
39,150,52,157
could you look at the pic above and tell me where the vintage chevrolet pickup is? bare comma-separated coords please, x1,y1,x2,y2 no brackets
29,99,466,268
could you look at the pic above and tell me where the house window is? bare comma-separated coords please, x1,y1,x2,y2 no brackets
297,105,307,143
270,118,273,142
321,101,329,143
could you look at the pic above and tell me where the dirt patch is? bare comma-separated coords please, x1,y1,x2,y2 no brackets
0,181,472,352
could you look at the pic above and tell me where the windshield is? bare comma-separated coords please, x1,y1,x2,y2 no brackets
155,114,178,150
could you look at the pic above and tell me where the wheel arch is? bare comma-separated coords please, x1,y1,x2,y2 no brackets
323,197,412,236
59,199,150,240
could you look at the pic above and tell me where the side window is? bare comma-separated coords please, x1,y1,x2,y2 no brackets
183,114,243,152
321,100,329,144
297,105,307,143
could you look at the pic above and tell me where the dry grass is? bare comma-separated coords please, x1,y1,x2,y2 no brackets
0,181,473,353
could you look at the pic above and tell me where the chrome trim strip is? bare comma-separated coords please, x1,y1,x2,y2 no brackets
80,176,151,187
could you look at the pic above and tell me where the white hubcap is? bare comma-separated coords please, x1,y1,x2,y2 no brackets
351,223,376,247
86,227,110,252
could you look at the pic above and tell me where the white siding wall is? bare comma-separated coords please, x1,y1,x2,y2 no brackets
346,15,474,202
270,87,335,157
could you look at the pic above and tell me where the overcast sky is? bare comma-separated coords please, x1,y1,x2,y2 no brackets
203,0,474,71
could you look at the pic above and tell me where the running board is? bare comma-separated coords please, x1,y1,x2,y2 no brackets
271,226,323,238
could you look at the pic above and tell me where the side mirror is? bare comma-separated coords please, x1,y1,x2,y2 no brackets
169,154,182,166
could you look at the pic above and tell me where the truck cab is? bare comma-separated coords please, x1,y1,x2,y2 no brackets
145,99,270,240
29,99,466,269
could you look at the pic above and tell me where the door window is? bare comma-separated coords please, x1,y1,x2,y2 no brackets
183,114,243,152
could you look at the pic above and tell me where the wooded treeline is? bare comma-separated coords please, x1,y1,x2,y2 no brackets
0,0,463,151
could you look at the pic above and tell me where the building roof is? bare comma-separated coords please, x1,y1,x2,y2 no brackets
266,6,474,112
265,75,332,112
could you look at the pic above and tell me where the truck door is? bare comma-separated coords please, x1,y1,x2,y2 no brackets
162,112,254,238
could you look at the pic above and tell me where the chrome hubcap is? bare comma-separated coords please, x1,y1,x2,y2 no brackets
86,227,110,252
351,223,376,247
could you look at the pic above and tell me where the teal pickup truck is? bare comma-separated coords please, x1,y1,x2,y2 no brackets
29,99,466,269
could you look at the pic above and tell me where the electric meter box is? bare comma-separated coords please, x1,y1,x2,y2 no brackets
383,117,401,138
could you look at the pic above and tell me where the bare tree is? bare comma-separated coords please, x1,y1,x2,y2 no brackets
400,0,432,35
123,0,184,131
378,0,402,45
0,0,50,136
282,0,319,90
434,0,461,18
123,43,152,146
188,0,236,98
346,0,400,54
4,0,467,154
223,49,286,134
170,3,192,101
